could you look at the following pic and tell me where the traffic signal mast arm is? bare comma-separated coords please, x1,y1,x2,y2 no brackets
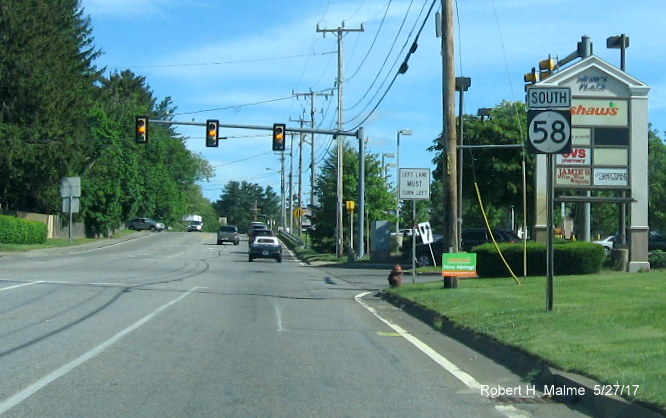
145,119,362,139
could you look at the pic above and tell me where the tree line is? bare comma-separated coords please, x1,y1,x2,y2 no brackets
0,0,213,236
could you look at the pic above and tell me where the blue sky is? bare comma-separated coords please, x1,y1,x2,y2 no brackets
82,0,666,203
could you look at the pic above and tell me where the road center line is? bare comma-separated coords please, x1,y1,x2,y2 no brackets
0,281,44,292
0,286,203,415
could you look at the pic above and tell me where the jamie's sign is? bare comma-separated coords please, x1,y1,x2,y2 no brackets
556,167,591,187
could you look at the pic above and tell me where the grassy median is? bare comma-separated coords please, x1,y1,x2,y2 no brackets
387,271,666,409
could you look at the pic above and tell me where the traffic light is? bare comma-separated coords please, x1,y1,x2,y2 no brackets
539,56,557,80
272,123,286,151
523,67,540,91
135,116,148,143
206,119,219,147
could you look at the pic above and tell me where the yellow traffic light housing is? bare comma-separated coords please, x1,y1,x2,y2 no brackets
135,116,148,144
523,67,540,84
206,119,219,147
539,56,557,80
272,123,286,151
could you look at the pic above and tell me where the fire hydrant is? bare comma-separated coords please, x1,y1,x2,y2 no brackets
388,264,404,288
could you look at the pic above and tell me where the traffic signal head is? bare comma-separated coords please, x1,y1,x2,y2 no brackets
206,119,219,147
523,67,540,84
135,116,148,143
539,56,557,80
272,123,286,151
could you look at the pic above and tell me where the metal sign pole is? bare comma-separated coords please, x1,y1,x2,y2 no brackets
546,154,554,311
412,200,416,284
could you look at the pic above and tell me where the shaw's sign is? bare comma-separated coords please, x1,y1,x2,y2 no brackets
570,99,627,127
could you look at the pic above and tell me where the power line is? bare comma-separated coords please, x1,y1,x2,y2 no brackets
174,96,294,116
108,51,336,70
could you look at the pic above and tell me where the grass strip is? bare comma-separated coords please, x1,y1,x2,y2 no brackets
387,271,666,409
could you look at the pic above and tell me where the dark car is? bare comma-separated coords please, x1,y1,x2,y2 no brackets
248,236,282,262
414,229,520,267
217,225,239,245
461,228,520,251
127,217,165,232
247,223,269,242
649,231,666,251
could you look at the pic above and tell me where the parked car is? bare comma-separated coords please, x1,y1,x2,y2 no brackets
649,231,666,251
217,225,239,245
414,229,519,267
248,236,282,262
461,228,520,252
593,235,615,256
127,217,165,232
187,220,203,232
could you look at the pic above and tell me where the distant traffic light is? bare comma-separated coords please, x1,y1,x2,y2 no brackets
135,116,148,144
272,123,286,151
206,119,219,147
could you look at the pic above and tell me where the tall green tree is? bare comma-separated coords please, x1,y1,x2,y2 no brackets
648,126,666,232
311,142,396,252
0,0,102,212
429,101,534,234
214,181,279,231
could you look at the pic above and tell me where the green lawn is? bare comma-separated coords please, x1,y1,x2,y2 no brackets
388,271,666,409
0,230,136,253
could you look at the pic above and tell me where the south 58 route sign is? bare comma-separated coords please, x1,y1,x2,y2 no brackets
527,110,572,154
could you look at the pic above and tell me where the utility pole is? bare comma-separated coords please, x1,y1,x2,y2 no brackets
317,22,364,258
441,0,458,253
290,116,309,237
293,89,333,207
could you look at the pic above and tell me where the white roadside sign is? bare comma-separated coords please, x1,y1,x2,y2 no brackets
399,168,430,200
526,87,571,109
417,222,434,245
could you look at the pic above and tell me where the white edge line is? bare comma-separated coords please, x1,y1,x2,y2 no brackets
0,286,203,415
355,291,481,390
355,292,533,418
0,281,44,292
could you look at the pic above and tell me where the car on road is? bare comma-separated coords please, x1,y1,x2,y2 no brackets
414,229,519,266
127,217,165,232
649,230,666,251
247,223,269,242
186,220,203,232
248,236,282,262
217,225,240,245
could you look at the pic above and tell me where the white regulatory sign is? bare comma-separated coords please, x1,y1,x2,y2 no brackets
527,87,571,109
399,168,431,200
527,110,572,154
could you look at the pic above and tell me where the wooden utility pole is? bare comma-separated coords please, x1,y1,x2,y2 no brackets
317,23,364,258
441,0,458,253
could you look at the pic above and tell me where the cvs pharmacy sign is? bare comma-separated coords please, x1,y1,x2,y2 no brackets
556,148,590,165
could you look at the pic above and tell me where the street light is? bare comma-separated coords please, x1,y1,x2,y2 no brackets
396,129,412,232
382,152,395,176
266,167,286,230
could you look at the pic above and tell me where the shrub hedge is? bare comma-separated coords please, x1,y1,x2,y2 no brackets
0,215,48,244
474,241,605,277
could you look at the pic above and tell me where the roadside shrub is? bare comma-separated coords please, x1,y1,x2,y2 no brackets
0,215,48,244
649,250,666,269
474,241,604,277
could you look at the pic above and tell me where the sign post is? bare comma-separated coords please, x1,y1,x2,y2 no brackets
399,168,431,283
527,87,572,312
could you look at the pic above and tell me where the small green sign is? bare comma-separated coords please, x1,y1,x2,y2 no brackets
441,253,477,277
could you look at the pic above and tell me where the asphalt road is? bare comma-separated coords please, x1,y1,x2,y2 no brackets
0,232,591,417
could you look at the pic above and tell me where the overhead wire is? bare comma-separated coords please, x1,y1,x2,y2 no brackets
344,0,415,114
345,0,436,131
345,0,393,82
